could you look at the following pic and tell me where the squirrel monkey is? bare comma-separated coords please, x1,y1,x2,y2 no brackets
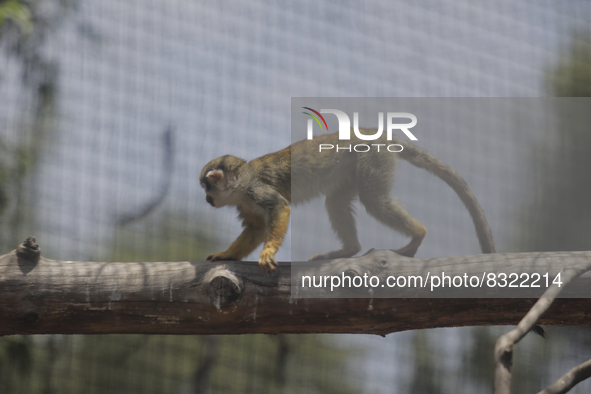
200,130,495,273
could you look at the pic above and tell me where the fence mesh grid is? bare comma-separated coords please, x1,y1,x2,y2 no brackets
1,0,591,393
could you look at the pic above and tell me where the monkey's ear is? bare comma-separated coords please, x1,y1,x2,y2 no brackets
206,169,224,183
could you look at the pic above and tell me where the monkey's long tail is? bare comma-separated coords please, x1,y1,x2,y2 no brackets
399,142,547,336
398,140,496,254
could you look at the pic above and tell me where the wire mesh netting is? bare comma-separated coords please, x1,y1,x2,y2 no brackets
1,1,591,393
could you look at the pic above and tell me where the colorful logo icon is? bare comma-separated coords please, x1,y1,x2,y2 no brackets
302,107,328,132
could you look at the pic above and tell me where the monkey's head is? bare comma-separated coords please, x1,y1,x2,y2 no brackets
200,155,247,208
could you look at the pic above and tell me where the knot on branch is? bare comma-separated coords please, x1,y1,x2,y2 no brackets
343,268,361,278
204,267,242,310
16,236,40,272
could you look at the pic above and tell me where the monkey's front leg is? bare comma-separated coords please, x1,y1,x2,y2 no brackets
258,204,290,274
207,223,265,262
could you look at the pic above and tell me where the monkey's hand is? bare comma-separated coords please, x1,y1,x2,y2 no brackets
206,252,238,262
258,249,279,274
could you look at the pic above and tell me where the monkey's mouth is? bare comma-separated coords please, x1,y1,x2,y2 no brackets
206,196,215,207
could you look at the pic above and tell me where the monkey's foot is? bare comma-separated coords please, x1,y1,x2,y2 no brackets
258,250,279,274
309,247,360,261
207,252,238,262
393,229,426,257
392,245,418,258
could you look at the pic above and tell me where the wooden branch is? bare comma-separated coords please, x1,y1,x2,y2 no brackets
493,267,591,394
1,237,591,336
538,358,591,394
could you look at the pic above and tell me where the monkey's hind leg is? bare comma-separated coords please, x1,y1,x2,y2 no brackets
309,187,362,261
360,194,427,258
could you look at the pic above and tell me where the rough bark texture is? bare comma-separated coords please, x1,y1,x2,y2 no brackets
1,238,591,336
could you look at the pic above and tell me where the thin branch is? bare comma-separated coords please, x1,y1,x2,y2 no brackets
537,358,591,394
493,266,591,394
116,126,174,225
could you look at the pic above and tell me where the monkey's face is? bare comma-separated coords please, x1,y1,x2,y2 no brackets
200,170,224,207
200,155,247,208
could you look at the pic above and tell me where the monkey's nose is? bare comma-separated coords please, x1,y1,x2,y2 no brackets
206,196,215,206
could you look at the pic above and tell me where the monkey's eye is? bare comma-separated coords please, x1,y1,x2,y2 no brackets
201,181,211,192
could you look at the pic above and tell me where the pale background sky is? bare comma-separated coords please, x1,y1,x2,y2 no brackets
1,1,590,392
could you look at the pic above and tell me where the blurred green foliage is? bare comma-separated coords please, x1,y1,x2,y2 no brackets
519,33,591,252
0,334,358,394
0,0,33,35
